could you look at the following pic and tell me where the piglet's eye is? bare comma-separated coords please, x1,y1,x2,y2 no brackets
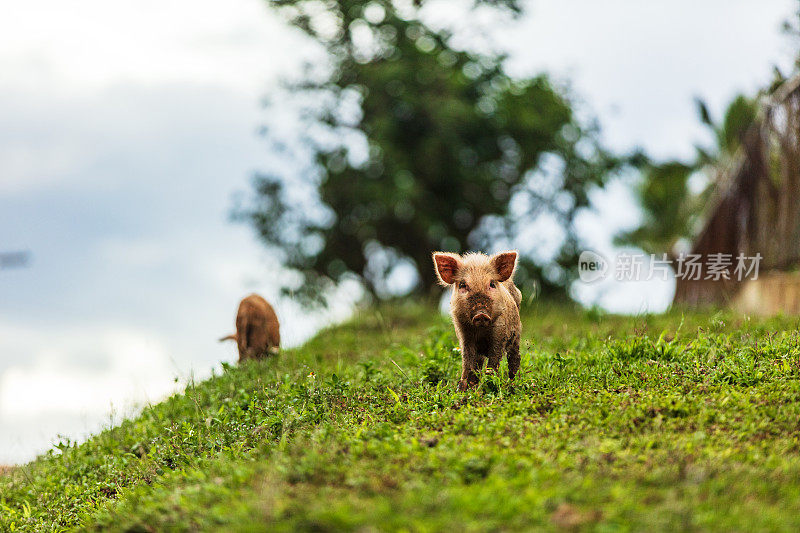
458,281,467,290
489,281,497,289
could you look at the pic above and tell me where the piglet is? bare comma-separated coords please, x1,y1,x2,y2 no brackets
433,251,522,390
219,293,280,362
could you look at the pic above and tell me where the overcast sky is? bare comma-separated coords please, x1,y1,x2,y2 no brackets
0,0,796,463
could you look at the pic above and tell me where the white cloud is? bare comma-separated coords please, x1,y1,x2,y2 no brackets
0,0,315,97
0,323,184,462
0,325,179,419
0,140,87,194
97,239,170,270
499,0,796,159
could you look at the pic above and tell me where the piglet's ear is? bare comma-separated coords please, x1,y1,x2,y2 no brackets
491,251,518,282
432,252,461,285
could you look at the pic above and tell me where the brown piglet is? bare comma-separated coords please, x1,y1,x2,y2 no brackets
433,251,522,390
219,294,280,362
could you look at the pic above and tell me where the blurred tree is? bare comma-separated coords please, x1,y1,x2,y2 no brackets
241,0,621,303
616,94,758,258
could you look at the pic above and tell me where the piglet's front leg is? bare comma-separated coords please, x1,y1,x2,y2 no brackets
486,342,504,375
505,331,521,380
459,343,482,390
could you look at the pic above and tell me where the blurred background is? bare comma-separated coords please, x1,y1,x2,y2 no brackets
1,0,797,463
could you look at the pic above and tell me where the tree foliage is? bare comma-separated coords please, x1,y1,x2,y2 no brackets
242,0,621,303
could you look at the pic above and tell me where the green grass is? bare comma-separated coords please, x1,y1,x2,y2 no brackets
3,303,800,531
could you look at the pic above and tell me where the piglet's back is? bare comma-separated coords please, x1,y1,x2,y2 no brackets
235,294,280,361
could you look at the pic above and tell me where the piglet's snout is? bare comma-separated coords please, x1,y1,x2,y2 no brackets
466,294,493,327
471,312,491,326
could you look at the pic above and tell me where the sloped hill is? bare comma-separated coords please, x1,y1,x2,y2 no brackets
3,304,800,531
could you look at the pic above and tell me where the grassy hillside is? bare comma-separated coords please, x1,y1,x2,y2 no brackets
2,303,800,531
